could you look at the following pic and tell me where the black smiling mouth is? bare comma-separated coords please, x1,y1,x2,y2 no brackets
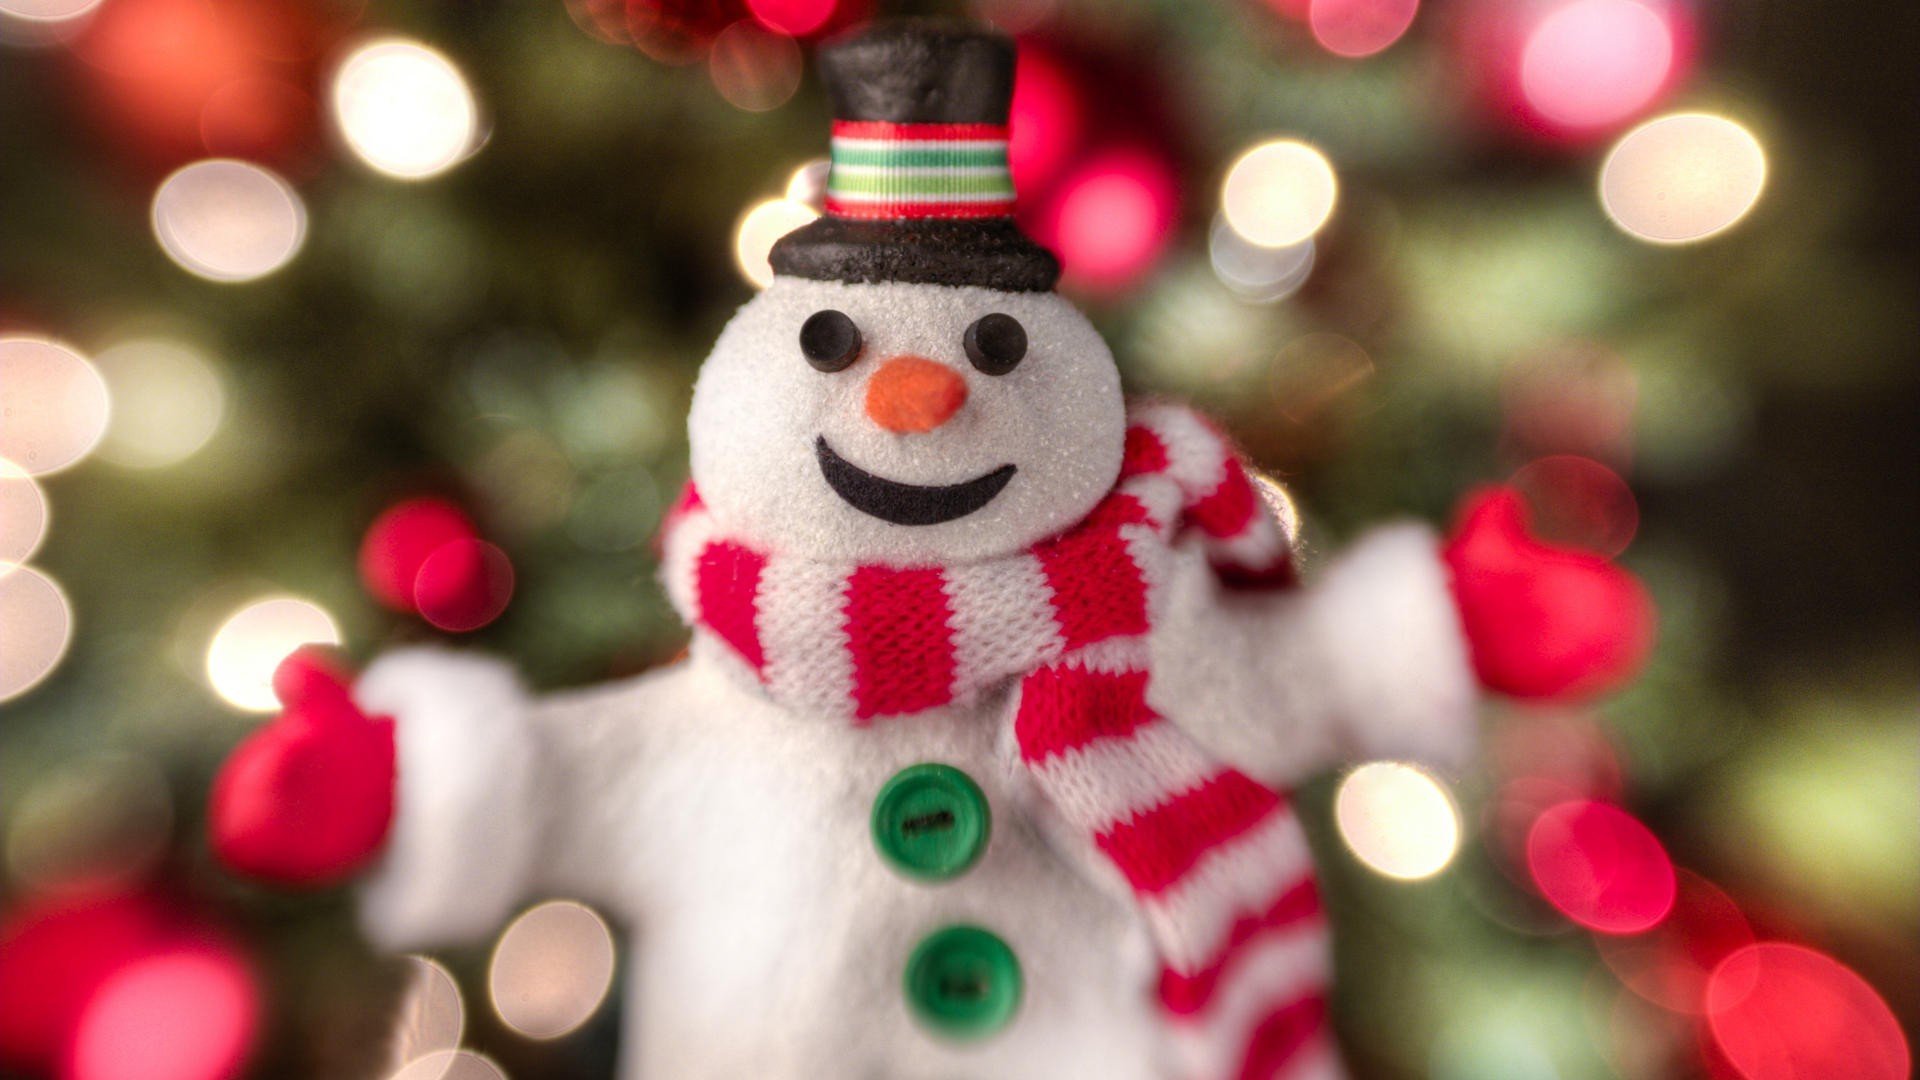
816,437,1016,527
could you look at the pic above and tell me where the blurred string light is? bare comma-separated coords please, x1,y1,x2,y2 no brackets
1042,149,1179,294
1509,455,1639,558
746,0,837,36
0,567,72,702
488,900,616,1039
1220,139,1339,249
708,20,802,112
359,498,514,633
389,1051,506,1080
66,944,258,1080
786,158,830,210
1209,214,1316,303
733,198,818,288
0,0,100,34
93,340,225,468
0,338,110,476
1705,943,1910,1080
1248,470,1303,547
1594,870,1752,1014
1308,0,1420,58
1334,762,1463,880
152,160,307,282
0,460,49,571
387,956,464,1074
1519,0,1677,131
1526,799,1676,934
1600,113,1767,244
332,40,481,180
205,596,341,712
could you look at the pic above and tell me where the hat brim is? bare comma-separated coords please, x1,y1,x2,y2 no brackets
770,217,1060,293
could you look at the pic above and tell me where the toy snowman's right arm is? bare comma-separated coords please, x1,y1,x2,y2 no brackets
209,648,662,952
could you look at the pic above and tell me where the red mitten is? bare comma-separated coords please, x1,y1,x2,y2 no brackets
208,648,396,886
1444,486,1655,701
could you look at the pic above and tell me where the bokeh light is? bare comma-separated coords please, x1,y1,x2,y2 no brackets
1526,799,1676,934
1309,0,1420,58
1221,138,1339,249
1007,44,1083,195
0,0,100,28
707,20,802,112
0,567,73,703
92,340,225,468
1520,0,1675,130
67,945,258,1080
1601,113,1767,244
151,160,306,282
205,596,342,712
1596,870,1753,1014
1249,469,1303,546
414,539,514,633
0,460,49,571
387,956,464,1074
1209,215,1316,303
0,338,110,476
389,1051,506,1080
785,157,829,210
488,900,616,1039
1707,943,1909,1080
332,40,480,180
1043,149,1179,293
359,497,478,612
746,0,836,37
1509,455,1639,558
733,197,818,288
1334,761,1463,881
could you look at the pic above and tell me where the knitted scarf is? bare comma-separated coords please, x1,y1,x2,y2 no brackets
660,403,1339,1080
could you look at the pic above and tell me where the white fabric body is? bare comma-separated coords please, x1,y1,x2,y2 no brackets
354,526,1475,1080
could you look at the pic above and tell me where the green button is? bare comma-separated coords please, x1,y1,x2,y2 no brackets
871,763,991,881
903,924,1023,1039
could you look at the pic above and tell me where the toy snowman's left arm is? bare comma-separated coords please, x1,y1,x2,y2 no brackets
1150,488,1654,786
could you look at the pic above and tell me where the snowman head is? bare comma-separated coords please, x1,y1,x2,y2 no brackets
686,22,1126,565
688,278,1123,564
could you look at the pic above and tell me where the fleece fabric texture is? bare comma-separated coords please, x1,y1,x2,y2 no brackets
663,400,1328,1080
353,523,1467,1080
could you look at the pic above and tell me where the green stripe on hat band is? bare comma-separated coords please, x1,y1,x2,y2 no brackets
828,170,1016,198
831,144,1009,169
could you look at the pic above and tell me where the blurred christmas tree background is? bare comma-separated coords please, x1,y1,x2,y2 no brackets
0,0,1914,1076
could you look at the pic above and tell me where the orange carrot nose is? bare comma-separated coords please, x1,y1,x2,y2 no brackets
865,356,967,433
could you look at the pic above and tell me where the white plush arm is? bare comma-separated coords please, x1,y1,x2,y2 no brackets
1149,524,1478,788
350,650,547,951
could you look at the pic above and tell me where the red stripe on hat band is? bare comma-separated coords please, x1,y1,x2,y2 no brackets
1237,992,1331,1080
1095,770,1285,895
1035,523,1151,649
831,120,1010,141
845,565,956,720
1157,876,1325,1015
823,197,1016,220
1014,667,1159,764
697,541,766,672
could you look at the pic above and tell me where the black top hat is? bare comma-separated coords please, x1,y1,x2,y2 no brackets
768,20,1061,293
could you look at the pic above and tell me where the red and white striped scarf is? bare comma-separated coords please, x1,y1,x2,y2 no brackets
660,403,1340,1080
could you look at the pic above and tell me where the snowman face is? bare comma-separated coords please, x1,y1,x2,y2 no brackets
688,278,1125,565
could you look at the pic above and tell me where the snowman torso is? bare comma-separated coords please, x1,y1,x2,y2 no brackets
533,649,1167,1080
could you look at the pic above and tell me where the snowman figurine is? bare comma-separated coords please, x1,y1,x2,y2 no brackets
210,21,1651,1080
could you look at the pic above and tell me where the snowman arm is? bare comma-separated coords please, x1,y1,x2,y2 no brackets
1149,523,1479,787
345,649,551,952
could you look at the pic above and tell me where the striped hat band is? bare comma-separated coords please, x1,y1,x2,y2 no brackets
825,120,1015,221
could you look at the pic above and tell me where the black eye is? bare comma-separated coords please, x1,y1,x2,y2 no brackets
800,309,862,372
963,313,1027,375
